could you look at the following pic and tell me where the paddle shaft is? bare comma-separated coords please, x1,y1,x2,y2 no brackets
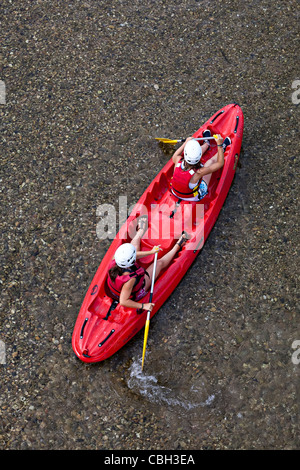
142,251,158,370
149,252,158,299
155,136,217,144
146,250,158,319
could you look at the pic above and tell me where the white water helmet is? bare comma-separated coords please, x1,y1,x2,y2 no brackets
114,243,136,268
184,139,202,165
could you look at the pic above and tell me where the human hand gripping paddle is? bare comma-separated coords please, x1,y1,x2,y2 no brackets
141,250,158,370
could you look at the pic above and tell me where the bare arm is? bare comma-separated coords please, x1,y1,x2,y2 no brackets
136,246,161,259
197,149,224,177
172,137,193,165
119,278,154,311
119,278,142,309
192,135,224,181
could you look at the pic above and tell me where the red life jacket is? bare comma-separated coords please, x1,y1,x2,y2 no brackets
170,160,200,199
107,260,148,300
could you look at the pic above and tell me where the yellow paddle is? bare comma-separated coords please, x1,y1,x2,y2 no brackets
141,313,150,370
141,251,158,370
155,135,218,145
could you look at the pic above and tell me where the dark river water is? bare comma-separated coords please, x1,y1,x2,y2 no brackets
0,0,299,451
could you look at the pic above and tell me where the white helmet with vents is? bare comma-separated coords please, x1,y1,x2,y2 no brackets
114,243,136,268
184,139,202,165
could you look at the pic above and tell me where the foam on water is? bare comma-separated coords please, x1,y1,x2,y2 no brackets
127,357,215,410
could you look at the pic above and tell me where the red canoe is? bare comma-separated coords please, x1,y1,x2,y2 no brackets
72,103,244,363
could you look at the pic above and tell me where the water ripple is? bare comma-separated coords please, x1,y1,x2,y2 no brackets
127,358,215,411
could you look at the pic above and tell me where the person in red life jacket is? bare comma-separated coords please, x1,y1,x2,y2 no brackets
170,131,231,201
107,216,188,311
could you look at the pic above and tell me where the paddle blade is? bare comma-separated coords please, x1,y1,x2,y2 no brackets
141,318,150,370
155,137,181,145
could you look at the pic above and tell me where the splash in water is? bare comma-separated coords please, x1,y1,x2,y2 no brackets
127,358,215,410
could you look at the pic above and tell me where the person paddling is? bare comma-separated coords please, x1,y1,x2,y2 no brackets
170,131,231,201
107,216,188,311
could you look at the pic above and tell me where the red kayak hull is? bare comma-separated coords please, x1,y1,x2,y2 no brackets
72,104,244,363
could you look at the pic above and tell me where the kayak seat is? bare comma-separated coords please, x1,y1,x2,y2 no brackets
88,290,120,323
151,173,170,201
